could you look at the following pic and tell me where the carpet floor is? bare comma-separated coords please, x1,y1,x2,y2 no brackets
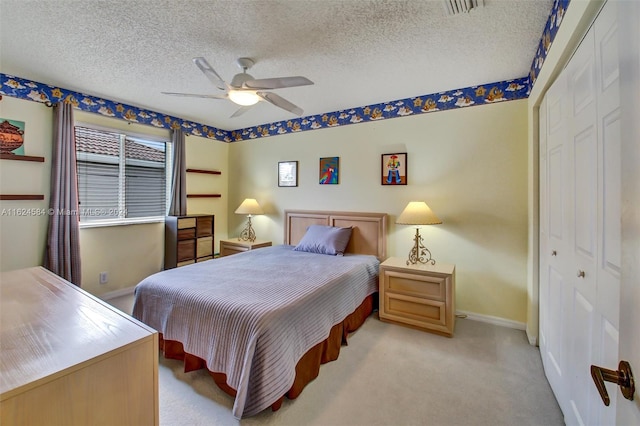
108,294,564,426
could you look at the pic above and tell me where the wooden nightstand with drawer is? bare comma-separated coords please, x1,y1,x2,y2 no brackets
379,257,456,337
219,239,272,257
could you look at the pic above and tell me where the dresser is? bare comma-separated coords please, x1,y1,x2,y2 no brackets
165,214,214,268
379,257,456,337
0,267,159,425
219,238,272,257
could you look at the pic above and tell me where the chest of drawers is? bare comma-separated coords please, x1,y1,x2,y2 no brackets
165,214,214,268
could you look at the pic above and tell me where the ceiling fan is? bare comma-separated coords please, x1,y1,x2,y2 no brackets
162,57,313,118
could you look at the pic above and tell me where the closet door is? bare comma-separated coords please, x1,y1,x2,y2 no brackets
565,22,600,426
539,2,622,424
539,70,570,416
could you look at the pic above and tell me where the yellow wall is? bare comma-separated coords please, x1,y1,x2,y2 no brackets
0,97,228,297
0,96,52,270
1,90,528,323
229,100,529,323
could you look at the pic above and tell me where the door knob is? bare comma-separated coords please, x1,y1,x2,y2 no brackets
590,361,635,406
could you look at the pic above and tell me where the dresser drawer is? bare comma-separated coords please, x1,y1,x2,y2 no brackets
177,217,196,229
177,240,195,261
383,292,446,328
178,228,196,240
196,216,213,237
384,270,447,301
196,236,213,257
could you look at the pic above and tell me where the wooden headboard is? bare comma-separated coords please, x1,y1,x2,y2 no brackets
284,210,388,261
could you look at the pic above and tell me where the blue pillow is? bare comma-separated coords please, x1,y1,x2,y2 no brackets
293,225,353,256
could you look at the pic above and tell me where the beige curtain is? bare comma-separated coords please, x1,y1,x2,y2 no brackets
45,101,81,285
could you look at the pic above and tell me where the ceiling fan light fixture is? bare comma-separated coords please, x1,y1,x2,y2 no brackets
228,90,260,106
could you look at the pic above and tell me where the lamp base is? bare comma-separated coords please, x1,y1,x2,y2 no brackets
406,227,436,266
238,216,257,242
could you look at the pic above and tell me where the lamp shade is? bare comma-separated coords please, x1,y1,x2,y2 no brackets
396,201,442,225
234,198,264,215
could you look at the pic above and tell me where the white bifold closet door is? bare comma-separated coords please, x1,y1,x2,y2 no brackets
539,1,622,424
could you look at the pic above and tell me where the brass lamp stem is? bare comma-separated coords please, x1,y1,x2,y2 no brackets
238,215,257,242
406,227,435,266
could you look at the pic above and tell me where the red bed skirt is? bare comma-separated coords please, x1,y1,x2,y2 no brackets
158,293,376,412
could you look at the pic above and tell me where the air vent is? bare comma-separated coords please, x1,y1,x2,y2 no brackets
443,0,484,15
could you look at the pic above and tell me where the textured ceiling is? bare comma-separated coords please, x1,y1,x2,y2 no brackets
0,0,552,131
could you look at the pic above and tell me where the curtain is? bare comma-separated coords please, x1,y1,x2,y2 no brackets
168,128,186,216
45,101,81,286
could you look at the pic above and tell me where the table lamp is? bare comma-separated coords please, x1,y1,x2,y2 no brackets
235,198,264,242
396,201,442,265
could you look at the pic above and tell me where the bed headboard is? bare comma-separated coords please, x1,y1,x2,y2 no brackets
284,210,388,261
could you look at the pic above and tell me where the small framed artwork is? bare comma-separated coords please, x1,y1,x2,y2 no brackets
278,161,298,187
319,156,339,184
0,118,26,156
381,152,407,185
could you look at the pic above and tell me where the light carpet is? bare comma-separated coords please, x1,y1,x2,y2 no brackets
108,294,564,426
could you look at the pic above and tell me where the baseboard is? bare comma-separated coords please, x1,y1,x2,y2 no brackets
456,310,526,331
99,286,136,301
526,325,538,346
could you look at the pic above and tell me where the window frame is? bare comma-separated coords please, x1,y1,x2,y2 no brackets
74,122,172,228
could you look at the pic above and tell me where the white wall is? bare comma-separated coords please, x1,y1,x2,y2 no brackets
229,99,529,323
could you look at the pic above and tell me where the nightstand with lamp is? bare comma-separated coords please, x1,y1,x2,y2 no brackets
219,198,272,257
379,201,457,336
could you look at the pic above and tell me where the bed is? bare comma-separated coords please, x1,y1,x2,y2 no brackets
132,210,387,418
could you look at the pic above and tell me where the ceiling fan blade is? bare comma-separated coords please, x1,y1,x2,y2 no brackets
230,105,254,118
192,57,227,90
257,92,303,116
161,91,227,100
243,76,313,90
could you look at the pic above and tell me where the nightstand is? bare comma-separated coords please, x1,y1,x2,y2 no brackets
219,239,272,257
379,257,456,337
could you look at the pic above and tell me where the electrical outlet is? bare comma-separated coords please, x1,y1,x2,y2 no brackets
99,272,108,284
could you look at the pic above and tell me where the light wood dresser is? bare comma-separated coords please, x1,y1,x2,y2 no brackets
0,267,159,425
219,238,272,257
165,214,214,268
379,257,456,337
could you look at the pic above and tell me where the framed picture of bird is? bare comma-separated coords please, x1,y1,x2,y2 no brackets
319,157,339,184
381,153,407,185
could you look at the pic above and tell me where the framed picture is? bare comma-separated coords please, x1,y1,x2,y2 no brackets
278,161,298,187
0,118,26,156
381,152,407,185
319,157,339,184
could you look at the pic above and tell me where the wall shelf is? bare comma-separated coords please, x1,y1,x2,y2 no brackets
0,154,45,163
186,168,221,175
0,194,45,201
186,194,222,198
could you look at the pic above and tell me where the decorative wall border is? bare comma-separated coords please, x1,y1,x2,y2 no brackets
0,74,231,142
528,0,571,91
1,73,528,143
0,1,566,144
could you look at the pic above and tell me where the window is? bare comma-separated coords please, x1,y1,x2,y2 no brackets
75,126,171,224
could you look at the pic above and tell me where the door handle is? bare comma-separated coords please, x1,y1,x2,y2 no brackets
590,361,635,406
